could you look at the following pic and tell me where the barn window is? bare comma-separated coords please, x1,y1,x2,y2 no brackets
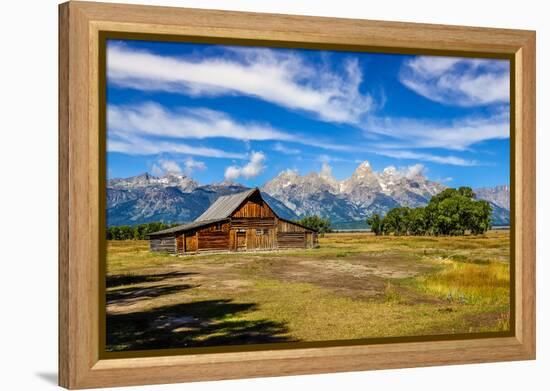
256,229,264,236
215,223,222,231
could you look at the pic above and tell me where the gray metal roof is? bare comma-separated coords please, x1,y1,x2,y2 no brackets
147,218,228,237
148,188,258,237
195,188,259,221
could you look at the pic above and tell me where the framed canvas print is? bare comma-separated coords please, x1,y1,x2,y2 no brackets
59,1,536,389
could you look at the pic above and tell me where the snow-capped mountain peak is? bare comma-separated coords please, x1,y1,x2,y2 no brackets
106,164,510,227
261,161,446,219
109,172,198,193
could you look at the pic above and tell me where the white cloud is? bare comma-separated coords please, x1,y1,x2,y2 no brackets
363,112,509,151
383,164,427,178
107,44,375,124
160,159,181,174
273,142,300,155
107,133,244,159
319,162,334,179
374,149,478,167
399,56,509,106
108,102,354,154
224,151,266,181
151,160,179,176
183,157,206,175
318,154,351,164
108,102,295,142
403,163,426,178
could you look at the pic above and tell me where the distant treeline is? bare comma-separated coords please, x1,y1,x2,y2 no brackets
367,187,492,236
106,222,180,240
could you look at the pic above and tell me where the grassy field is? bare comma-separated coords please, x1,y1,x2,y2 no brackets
106,230,510,352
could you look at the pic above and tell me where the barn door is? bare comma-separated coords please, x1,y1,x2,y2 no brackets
305,232,312,248
176,235,184,254
236,231,246,251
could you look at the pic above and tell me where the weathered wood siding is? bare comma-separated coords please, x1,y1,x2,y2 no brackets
149,236,176,254
247,228,276,250
231,217,276,229
277,232,306,249
277,219,308,233
176,235,184,254
185,232,197,252
276,219,317,249
197,230,229,251
196,222,230,252
232,193,275,218
230,195,277,250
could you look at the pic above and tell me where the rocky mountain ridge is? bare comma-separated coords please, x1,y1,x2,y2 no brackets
107,161,510,227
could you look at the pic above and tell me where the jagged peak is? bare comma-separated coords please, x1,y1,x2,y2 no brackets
133,172,155,180
283,168,299,176
382,166,398,176
212,179,244,187
357,160,371,168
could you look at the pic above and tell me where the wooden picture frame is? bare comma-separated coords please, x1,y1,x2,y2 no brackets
59,1,536,389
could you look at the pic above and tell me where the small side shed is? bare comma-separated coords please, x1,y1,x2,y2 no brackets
148,188,318,255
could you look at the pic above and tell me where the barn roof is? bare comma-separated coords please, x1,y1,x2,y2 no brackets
147,218,229,237
195,188,259,221
148,188,259,237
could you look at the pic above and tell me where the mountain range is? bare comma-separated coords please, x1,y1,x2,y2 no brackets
106,161,510,228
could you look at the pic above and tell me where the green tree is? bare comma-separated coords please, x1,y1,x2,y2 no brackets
106,221,183,240
382,207,411,236
296,215,332,234
376,187,492,237
408,207,427,235
366,213,383,235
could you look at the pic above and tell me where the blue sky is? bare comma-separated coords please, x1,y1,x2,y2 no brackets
106,39,510,188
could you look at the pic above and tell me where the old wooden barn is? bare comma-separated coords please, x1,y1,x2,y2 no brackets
148,188,318,254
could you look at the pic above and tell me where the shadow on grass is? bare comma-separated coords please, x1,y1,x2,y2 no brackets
107,299,293,351
106,271,198,288
107,284,198,306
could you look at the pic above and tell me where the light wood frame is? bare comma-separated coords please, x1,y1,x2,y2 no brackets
59,1,536,389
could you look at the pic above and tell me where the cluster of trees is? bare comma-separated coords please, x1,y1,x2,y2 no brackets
295,215,332,234
106,222,180,240
367,187,492,236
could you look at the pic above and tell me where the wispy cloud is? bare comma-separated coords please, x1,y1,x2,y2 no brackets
273,142,300,155
318,154,351,164
399,56,509,106
382,164,428,178
183,157,206,175
363,112,509,151
319,162,334,179
108,102,356,154
108,102,295,142
107,44,375,124
224,151,266,181
107,133,244,159
151,159,182,176
151,157,206,177
373,149,478,166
